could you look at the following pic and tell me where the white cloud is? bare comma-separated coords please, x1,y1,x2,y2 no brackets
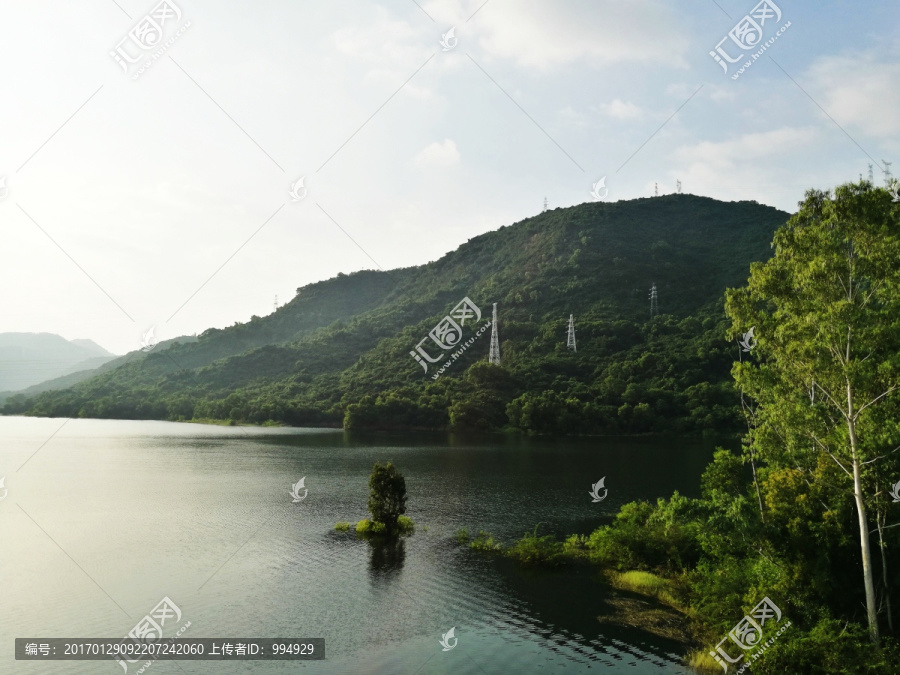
332,9,421,63
472,0,690,71
557,105,589,129
676,127,818,167
600,99,643,120
672,127,821,204
804,48,900,139
413,139,461,167
331,7,436,97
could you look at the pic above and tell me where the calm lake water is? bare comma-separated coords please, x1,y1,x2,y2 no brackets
0,417,727,674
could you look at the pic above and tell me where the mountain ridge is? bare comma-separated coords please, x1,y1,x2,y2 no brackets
3,195,789,434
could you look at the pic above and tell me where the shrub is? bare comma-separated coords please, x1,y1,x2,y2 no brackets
506,524,564,566
355,518,386,535
470,530,503,552
396,515,415,534
562,534,589,557
334,522,350,531
354,517,414,537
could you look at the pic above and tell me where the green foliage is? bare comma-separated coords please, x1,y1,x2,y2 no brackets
354,518,385,535
5,196,787,437
396,515,415,534
506,523,565,566
334,522,350,531
750,619,900,674
562,534,589,556
438,184,900,668
367,462,407,535
455,528,470,544
725,182,900,642
586,494,702,572
469,530,503,552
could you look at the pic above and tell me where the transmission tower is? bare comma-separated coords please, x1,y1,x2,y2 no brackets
884,160,893,187
488,303,501,365
543,196,548,211
566,314,576,352
274,295,278,312
868,164,874,183
676,179,682,194
654,182,659,197
649,283,658,318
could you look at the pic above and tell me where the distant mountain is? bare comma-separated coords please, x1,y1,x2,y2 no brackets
68,339,114,358
0,333,117,393
0,334,200,405
4,195,791,434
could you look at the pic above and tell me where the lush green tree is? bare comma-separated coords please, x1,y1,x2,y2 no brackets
367,462,408,535
725,182,900,644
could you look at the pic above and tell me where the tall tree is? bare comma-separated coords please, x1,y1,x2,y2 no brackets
725,182,900,644
367,462,408,534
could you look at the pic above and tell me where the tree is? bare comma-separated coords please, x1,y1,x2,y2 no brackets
725,182,900,644
367,462,408,534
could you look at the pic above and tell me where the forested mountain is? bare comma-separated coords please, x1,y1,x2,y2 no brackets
2,195,790,433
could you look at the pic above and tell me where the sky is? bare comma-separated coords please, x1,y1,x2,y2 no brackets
0,0,898,356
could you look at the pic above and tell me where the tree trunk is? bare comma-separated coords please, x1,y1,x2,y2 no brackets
848,410,880,644
750,451,765,523
877,509,894,633
739,380,765,523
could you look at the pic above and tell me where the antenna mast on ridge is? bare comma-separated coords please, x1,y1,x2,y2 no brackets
489,303,501,365
567,314,576,352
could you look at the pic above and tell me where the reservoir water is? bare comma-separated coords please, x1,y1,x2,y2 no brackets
0,416,724,673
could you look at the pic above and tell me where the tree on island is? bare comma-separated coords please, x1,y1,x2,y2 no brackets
726,181,900,645
367,462,408,535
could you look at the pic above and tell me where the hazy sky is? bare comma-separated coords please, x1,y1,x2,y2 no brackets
1,0,897,355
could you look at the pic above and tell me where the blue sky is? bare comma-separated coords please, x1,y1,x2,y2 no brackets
1,0,897,355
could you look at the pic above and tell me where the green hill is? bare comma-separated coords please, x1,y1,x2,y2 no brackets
2,195,789,434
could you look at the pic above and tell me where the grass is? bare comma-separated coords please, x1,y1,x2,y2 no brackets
686,649,725,674
605,570,685,611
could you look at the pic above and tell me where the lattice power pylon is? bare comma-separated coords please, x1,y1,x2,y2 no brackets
567,314,576,352
489,302,501,365
649,283,658,318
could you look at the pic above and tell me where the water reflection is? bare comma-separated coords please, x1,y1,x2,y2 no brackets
367,536,407,577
